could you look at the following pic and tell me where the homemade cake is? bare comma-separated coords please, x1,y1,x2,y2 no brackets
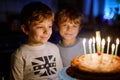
67,53,120,80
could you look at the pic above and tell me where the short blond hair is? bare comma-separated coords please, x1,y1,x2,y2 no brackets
55,8,83,28
20,2,54,30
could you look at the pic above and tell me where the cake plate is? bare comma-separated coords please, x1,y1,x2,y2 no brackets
59,66,77,80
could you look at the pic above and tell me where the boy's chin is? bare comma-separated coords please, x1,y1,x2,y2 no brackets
41,40,48,44
37,39,49,44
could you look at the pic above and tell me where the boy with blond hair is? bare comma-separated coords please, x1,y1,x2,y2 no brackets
55,8,88,67
10,2,63,80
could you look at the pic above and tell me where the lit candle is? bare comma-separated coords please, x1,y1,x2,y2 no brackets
89,38,92,53
2,76,4,80
92,37,96,53
83,38,86,55
96,37,101,53
107,36,110,54
89,38,92,60
100,39,105,62
111,44,115,62
96,31,101,53
101,39,105,53
115,38,119,56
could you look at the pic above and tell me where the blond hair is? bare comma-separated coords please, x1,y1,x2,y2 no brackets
20,2,54,30
55,8,83,29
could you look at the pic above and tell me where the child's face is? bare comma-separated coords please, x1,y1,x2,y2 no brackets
58,22,80,41
26,20,52,45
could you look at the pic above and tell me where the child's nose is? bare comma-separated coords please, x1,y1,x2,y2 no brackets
67,26,72,31
43,28,49,34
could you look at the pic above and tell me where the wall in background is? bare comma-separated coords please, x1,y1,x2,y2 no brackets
0,0,58,22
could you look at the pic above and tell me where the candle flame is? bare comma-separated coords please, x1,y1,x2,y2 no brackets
89,38,92,44
107,37,110,54
116,38,119,44
111,43,115,62
107,36,110,42
102,39,105,46
93,37,95,43
111,44,115,51
83,38,86,44
115,38,119,56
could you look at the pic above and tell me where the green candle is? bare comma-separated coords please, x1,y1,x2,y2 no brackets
111,44,115,62
115,38,119,56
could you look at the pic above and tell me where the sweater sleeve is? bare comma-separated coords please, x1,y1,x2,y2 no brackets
10,50,24,80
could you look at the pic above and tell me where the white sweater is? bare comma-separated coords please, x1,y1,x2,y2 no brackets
11,42,63,80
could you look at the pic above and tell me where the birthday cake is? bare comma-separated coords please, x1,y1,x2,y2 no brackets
67,53,120,80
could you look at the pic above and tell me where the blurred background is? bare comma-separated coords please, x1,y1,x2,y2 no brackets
0,0,120,80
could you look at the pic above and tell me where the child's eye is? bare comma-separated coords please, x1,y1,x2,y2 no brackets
35,26,43,29
73,26,77,28
37,26,42,28
73,25,79,28
63,24,66,26
49,26,52,28
61,24,67,26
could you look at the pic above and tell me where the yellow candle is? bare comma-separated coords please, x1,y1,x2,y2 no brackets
96,31,101,53
83,38,86,55
92,37,96,53
115,38,119,56
107,36,110,54
111,44,115,62
101,39,105,53
97,38,101,52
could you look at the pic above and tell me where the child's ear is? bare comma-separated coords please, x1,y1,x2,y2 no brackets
21,24,29,35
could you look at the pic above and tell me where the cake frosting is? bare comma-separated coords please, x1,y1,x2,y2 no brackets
71,53,120,73
67,53,120,80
